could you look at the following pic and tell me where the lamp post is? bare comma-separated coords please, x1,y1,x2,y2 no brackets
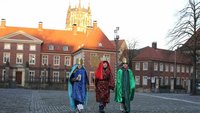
114,27,120,76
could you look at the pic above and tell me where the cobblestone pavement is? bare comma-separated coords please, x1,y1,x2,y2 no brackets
0,88,200,113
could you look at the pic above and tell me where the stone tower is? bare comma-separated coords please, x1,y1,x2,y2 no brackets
66,0,92,32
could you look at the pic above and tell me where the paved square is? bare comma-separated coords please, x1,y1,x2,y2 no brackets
0,89,200,113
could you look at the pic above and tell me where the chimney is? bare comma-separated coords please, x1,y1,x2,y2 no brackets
86,26,93,36
93,20,97,29
1,19,6,28
152,42,157,49
38,21,43,31
72,24,77,35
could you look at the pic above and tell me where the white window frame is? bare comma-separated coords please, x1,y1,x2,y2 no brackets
190,66,193,73
17,44,23,50
53,71,59,82
29,71,35,82
48,45,54,50
135,62,140,70
30,44,36,51
170,64,174,72
143,62,148,71
16,53,23,64
53,56,60,65
63,46,69,51
29,54,36,65
165,64,169,72
186,66,189,73
142,76,148,85
2,69,6,81
41,70,48,82
135,76,140,85
4,43,11,50
160,63,163,71
176,77,180,85
154,62,158,71
103,54,110,63
3,52,10,63
165,77,169,85
42,55,48,65
64,56,71,66
177,65,180,73
181,65,185,73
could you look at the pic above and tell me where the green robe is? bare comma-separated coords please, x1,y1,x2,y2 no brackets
115,68,135,112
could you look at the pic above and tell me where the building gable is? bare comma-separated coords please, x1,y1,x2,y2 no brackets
0,30,43,44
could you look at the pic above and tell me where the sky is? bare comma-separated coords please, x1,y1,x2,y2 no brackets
0,0,189,49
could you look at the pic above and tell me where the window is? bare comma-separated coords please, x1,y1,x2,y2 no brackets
48,45,54,50
170,64,174,72
4,43,10,49
154,62,158,71
63,46,68,51
3,52,10,63
16,53,23,64
54,56,60,65
165,64,169,72
41,70,48,82
29,54,36,65
160,63,163,71
176,77,180,85
177,65,180,73
135,62,140,70
143,62,148,71
103,54,110,63
190,66,193,73
29,71,35,82
98,43,103,47
2,69,6,81
42,55,48,65
135,76,140,85
186,66,189,73
17,44,23,50
160,77,164,86
142,76,148,85
65,56,71,66
53,71,59,82
30,45,36,51
165,77,169,85
181,65,185,73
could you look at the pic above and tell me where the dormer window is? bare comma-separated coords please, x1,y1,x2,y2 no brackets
98,43,103,47
4,43,11,50
48,45,54,50
63,46,69,51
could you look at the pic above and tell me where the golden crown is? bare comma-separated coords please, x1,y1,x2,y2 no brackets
76,58,83,65
122,57,128,64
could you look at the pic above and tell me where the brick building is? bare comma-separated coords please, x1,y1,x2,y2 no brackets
132,42,193,92
0,1,116,89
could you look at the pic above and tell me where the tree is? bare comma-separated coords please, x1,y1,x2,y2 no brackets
167,0,200,95
123,39,138,69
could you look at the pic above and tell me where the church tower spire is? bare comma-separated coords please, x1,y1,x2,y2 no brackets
66,0,92,32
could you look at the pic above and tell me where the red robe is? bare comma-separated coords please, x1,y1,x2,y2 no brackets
95,61,115,103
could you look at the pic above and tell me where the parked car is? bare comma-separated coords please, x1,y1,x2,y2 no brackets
196,82,200,94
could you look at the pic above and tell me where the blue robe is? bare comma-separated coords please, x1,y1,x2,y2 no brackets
68,64,88,111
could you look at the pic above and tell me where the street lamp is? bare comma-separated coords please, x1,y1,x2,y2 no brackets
114,27,120,76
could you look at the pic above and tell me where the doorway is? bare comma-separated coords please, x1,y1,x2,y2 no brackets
16,71,22,84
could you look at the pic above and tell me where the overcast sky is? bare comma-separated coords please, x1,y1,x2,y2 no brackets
0,0,189,49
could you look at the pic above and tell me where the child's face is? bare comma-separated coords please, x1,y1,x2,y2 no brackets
123,63,128,69
103,62,108,68
78,64,82,69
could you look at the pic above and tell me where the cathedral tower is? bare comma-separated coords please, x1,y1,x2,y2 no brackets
66,0,92,33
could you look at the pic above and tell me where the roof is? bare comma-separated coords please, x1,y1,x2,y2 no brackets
0,25,115,53
134,46,192,64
